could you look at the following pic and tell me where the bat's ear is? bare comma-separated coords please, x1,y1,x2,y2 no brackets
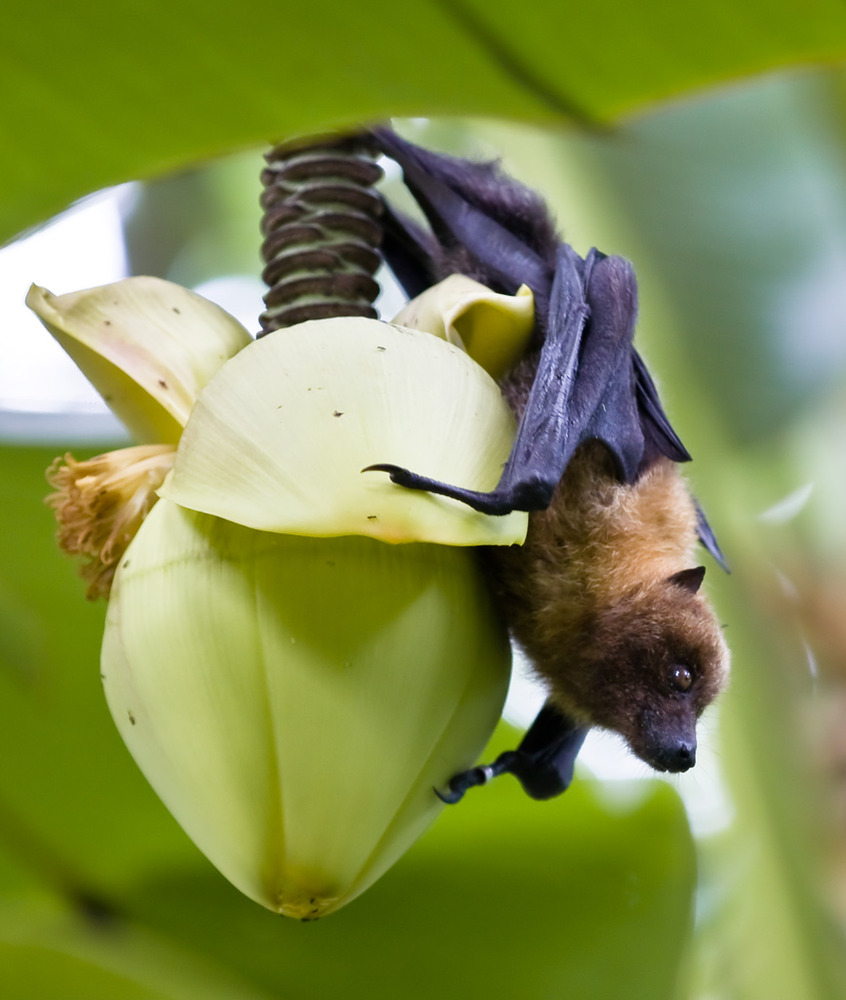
667,566,706,594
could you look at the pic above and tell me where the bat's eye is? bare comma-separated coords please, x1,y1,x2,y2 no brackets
670,665,693,692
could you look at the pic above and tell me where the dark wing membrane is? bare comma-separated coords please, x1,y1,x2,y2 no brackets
630,354,727,568
632,350,691,467
570,251,644,485
379,202,437,300
500,248,646,495
366,248,648,512
372,128,728,569
474,243,594,510
372,128,554,308
695,500,730,571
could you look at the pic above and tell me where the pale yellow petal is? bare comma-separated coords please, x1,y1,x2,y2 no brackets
393,275,535,379
26,278,252,443
102,499,511,917
161,317,528,546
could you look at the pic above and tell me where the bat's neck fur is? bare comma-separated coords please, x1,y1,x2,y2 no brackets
528,442,699,615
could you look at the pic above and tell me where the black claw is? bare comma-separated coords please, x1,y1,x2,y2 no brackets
434,784,466,805
435,753,522,805
434,764,492,804
361,463,416,485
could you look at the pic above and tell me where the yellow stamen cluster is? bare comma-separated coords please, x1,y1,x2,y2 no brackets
47,444,176,599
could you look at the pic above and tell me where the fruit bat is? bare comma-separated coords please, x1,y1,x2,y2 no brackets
367,128,730,802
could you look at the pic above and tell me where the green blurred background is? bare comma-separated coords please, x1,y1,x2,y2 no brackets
2,2,846,996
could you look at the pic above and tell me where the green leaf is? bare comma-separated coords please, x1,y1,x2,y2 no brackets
4,0,846,244
0,900,278,1000
0,441,695,994
118,767,696,1000
0,444,695,997
0,445,196,897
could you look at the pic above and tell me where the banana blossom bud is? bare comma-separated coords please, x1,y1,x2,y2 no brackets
29,275,532,918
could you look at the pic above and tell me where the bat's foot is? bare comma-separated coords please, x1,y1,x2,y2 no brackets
436,705,591,803
434,752,519,804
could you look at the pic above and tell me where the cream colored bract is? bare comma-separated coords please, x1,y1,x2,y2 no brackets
27,278,252,443
162,317,527,546
104,499,511,917
31,273,529,917
394,274,534,379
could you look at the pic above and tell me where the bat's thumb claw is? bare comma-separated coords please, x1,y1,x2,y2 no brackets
361,463,402,477
361,463,416,487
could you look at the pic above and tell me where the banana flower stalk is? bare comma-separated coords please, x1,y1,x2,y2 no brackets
29,274,531,918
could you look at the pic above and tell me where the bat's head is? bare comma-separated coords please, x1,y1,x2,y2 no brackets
573,566,729,773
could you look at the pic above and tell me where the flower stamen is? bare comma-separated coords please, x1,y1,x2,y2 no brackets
47,444,176,599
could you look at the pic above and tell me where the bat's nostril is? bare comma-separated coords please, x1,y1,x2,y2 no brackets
670,742,696,772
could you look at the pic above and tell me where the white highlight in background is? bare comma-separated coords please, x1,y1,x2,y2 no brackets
0,187,132,416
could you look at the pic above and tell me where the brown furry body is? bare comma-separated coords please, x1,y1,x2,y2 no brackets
370,126,729,776
486,365,729,770
403,149,730,771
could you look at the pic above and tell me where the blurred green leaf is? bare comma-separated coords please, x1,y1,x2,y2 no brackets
0,445,198,899
5,5,846,993
116,773,693,1000
122,153,262,287
0,444,695,997
407,83,846,997
0,900,277,1000
5,0,846,245
448,72,846,444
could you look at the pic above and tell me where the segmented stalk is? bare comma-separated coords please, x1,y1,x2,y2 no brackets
258,135,384,335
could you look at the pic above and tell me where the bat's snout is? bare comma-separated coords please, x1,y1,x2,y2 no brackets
644,738,696,773
636,710,698,773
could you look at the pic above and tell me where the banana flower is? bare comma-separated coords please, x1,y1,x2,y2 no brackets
29,274,531,918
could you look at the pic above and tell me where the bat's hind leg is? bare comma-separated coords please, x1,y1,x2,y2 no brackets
435,702,589,803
